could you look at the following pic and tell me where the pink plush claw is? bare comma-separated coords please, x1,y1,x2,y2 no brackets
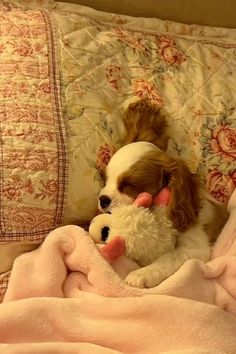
153,187,171,207
133,192,153,207
133,188,171,208
101,236,126,261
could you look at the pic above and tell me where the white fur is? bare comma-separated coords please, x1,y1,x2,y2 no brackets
126,224,210,287
89,205,177,267
98,142,223,288
99,142,160,211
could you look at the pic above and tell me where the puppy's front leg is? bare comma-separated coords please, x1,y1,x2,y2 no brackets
125,226,210,288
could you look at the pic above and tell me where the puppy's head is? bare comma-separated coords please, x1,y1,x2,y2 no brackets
99,141,162,211
99,142,200,232
99,99,200,232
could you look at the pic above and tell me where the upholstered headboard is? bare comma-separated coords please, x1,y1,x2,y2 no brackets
58,0,236,28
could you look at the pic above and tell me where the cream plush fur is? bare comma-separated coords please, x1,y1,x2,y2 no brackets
89,205,177,267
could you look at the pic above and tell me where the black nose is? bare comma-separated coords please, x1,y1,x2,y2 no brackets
99,195,111,209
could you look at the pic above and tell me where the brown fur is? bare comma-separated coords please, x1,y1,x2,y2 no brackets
203,199,229,242
123,99,169,151
167,156,201,232
118,150,200,232
118,154,165,198
119,99,228,237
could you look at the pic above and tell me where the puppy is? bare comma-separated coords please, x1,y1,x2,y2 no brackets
99,100,228,288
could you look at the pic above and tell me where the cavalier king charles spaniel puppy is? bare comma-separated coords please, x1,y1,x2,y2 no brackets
98,100,228,288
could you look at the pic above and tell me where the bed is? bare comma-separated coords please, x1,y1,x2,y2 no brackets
0,0,235,352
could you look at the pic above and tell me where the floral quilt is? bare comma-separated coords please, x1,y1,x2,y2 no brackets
51,1,236,220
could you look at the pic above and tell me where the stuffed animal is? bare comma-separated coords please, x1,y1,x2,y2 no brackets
89,189,177,267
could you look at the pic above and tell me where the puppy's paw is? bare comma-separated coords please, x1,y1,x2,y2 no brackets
125,268,166,288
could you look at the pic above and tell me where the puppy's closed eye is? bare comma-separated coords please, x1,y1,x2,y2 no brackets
118,175,163,200
118,182,140,199
117,156,166,199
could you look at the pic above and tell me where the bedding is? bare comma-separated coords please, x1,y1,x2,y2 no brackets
0,189,236,353
0,0,235,318
0,0,235,352
0,0,67,281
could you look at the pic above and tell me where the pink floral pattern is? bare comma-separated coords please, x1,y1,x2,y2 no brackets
0,4,67,242
0,80,30,98
96,144,115,171
20,62,48,79
106,64,124,91
2,126,55,144
4,148,57,172
133,79,163,106
3,175,34,202
210,125,236,162
58,9,236,211
157,36,186,65
111,29,186,64
4,207,56,233
35,179,58,205
14,40,34,57
0,104,54,125
111,28,149,55
206,170,236,203
200,115,236,202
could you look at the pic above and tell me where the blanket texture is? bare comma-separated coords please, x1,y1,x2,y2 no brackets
0,189,236,353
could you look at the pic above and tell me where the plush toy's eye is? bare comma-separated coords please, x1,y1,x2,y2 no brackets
101,226,109,242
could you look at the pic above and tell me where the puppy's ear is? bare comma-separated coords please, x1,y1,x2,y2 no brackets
123,99,169,151
167,159,200,232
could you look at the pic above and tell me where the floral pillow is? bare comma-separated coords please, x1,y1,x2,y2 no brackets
0,0,67,279
200,116,236,203
53,3,236,221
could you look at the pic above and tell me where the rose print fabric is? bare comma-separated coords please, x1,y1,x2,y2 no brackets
200,115,236,203
0,1,67,293
52,1,236,224
0,2,67,239
10,0,235,224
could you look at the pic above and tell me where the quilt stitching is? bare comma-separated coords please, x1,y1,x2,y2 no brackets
0,7,67,241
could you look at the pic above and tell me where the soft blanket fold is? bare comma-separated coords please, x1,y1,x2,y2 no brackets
0,295,236,354
0,189,236,353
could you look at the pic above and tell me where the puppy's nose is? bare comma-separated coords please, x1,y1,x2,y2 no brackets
99,195,111,209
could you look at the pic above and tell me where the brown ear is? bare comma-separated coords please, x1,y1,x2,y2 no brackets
123,99,169,151
168,159,200,232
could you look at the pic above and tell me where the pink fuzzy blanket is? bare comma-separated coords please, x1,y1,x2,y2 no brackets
0,190,236,353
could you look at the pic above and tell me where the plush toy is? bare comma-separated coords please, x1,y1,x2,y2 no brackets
89,189,177,267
